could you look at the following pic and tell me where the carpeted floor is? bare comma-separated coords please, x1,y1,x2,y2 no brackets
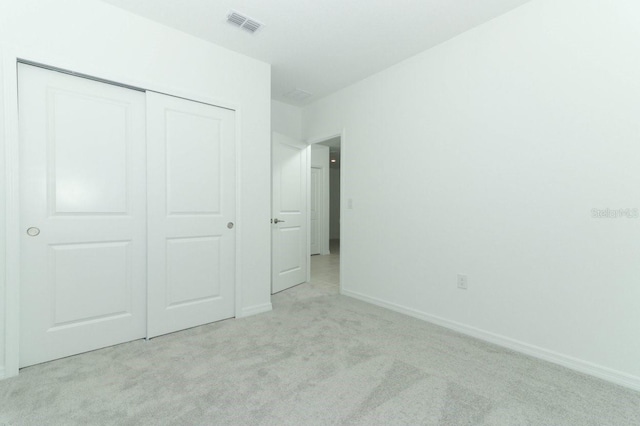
1,247,639,425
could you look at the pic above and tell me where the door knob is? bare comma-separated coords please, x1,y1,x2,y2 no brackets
26,227,40,237
273,218,285,224
227,222,234,229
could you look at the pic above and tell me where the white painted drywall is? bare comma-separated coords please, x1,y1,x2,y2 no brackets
310,145,329,169
310,145,330,255
0,0,271,378
329,168,341,240
272,100,303,140
303,0,640,389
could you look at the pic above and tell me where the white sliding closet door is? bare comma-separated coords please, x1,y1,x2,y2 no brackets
18,64,147,367
146,92,236,338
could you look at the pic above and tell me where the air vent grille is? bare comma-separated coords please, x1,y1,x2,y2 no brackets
284,88,313,102
243,19,262,33
227,10,263,34
227,12,246,26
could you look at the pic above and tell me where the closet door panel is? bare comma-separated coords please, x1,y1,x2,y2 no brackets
147,91,236,338
18,64,147,367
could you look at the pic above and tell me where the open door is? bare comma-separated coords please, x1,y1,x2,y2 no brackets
271,132,308,293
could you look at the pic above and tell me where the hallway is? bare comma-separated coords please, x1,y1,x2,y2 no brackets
310,239,340,288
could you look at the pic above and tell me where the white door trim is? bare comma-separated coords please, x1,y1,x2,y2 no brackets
309,166,324,256
2,49,22,379
306,146,311,282
0,50,245,379
321,164,330,255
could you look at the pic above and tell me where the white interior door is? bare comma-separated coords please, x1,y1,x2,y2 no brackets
310,167,321,255
146,91,236,338
272,132,308,293
18,64,147,367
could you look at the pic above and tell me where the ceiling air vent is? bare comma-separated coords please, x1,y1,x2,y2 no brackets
284,88,313,102
243,19,262,33
227,10,263,34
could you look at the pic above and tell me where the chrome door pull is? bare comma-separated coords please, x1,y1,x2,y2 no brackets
273,218,285,224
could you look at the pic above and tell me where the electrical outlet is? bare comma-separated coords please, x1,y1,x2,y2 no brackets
457,274,468,290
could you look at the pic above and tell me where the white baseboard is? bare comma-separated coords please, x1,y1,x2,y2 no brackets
342,289,640,392
239,302,272,318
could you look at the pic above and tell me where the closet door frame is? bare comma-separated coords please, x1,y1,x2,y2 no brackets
0,50,244,380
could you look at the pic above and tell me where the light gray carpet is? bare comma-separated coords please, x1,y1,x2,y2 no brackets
1,251,639,425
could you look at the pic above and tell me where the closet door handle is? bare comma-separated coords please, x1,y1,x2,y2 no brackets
273,218,285,224
26,227,40,237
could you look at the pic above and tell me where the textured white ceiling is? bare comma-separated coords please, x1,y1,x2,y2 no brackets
99,0,533,105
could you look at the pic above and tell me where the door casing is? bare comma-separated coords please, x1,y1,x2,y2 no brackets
310,166,322,255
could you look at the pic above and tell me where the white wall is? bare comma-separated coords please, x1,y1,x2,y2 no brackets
303,0,640,390
0,0,271,378
329,168,341,240
272,100,303,140
0,48,6,379
310,145,330,255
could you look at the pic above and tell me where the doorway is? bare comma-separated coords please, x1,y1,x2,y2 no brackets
309,136,341,290
270,131,343,296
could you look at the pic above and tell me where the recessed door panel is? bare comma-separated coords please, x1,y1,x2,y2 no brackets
166,110,222,215
51,241,132,326
19,64,147,368
147,91,235,338
51,90,130,215
166,236,222,307
279,227,303,274
280,144,304,212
